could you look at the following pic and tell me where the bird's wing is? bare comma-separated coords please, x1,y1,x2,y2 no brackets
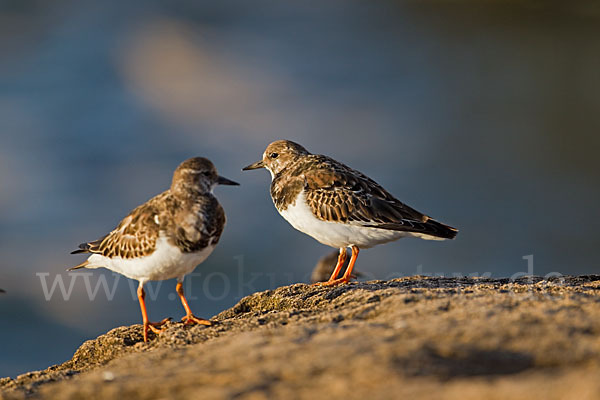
71,192,168,259
302,157,457,239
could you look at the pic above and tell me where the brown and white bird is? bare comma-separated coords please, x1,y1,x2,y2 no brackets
243,140,457,286
70,157,238,342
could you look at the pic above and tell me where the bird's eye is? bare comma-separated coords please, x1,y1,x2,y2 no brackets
270,152,279,159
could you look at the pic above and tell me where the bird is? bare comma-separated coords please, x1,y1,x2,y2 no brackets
69,157,239,342
243,140,457,286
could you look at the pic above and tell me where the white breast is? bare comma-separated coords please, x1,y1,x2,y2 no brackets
278,191,411,249
86,234,215,282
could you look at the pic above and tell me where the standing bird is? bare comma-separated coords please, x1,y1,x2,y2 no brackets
70,157,239,342
243,140,457,286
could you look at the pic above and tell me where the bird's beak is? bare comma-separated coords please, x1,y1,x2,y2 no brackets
242,160,265,171
217,176,240,186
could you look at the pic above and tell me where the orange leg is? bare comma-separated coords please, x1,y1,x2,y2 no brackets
176,281,213,326
313,248,347,286
317,246,360,287
137,284,170,343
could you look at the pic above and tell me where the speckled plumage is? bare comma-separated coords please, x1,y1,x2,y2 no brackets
72,190,225,260
71,158,228,269
243,140,457,285
70,157,238,341
254,140,457,239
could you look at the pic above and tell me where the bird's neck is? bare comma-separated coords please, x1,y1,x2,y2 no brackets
171,183,213,201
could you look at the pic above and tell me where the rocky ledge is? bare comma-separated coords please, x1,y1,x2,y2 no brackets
2,276,600,400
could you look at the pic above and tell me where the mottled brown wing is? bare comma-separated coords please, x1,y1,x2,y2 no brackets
302,158,457,239
72,193,166,259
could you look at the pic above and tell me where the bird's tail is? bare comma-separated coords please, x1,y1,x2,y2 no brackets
67,260,89,271
425,218,458,240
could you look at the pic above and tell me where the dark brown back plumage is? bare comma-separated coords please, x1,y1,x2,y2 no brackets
268,144,457,239
71,157,227,260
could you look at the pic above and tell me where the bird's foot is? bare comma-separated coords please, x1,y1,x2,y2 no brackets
181,314,213,326
143,317,171,342
314,276,354,287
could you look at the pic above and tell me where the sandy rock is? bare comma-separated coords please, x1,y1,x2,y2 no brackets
2,276,600,399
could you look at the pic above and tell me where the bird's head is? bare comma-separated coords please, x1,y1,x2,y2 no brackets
242,140,309,178
172,157,239,196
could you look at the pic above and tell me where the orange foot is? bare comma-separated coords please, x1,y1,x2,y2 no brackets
314,276,355,287
181,314,213,326
143,317,171,342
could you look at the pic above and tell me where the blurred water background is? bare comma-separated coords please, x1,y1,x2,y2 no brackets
1,0,599,378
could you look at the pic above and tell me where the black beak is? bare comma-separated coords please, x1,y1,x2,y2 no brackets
242,160,265,171
217,176,240,186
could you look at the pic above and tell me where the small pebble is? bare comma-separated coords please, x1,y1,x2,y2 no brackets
102,371,115,382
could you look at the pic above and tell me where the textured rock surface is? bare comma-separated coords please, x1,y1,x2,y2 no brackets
2,276,600,399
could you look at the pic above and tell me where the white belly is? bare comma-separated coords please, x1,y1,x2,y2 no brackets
278,191,410,249
86,235,215,282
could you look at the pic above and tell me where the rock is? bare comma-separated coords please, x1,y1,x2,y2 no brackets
2,276,600,399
